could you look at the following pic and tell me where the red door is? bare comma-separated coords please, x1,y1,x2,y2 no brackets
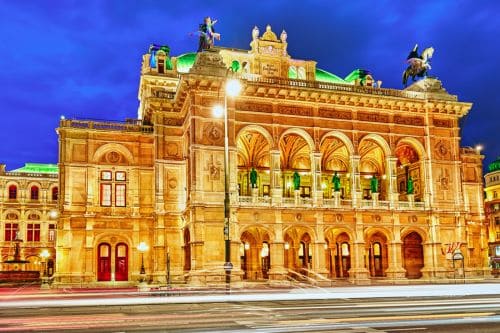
115,243,128,281
98,243,111,281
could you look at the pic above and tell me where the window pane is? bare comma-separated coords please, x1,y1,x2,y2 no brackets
117,244,127,257
115,184,126,207
101,184,112,206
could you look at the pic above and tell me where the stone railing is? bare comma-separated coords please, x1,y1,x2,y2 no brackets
60,119,153,133
238,196,426,211
241,75,426,100
5,172,58,178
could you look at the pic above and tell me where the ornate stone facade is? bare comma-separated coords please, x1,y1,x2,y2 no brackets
0,163,58,276
55,25,489,286
484,157,500,276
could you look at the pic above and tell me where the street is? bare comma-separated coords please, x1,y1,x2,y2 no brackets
1,284,500,332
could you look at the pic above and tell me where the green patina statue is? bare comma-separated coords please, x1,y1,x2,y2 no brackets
370,176,379,193
407,176,414,194
332,171,341,192
293,171,301,191
250,168,258,188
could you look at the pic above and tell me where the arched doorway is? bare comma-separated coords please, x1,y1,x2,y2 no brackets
183,229,191,272
299,234,312,270
335,236,351,278
325,231,352,278
403,232,424,278
97,243,111,281
367,232,388,277
115,243,128,281
240,228,271,280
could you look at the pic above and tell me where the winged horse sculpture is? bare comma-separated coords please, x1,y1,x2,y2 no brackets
403,44,434,87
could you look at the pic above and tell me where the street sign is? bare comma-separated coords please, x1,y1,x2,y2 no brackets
223,262,233,271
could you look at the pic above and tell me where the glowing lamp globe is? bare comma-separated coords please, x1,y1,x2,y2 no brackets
226,79,242,97
213,105,224,118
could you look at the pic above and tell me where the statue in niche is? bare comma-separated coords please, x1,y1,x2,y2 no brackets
250,168,258,188
293,171,301,191
407,176,414,194
332,171,341,192
370,176,379,193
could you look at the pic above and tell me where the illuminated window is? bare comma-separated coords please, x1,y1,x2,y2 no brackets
100,184,112,206
115,184,126,207
373,242,381,256
4,223,18,241
496,245,500,256
341,242,350,256
8,185,17,200
52,187,58,201
100,171,127,207
27,224,40,242
48,224,56,242
30,186,39,200
101,171,112,181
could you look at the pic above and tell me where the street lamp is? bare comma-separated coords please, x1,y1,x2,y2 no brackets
452,248,465,284
40,249,50,289
213,78,242,293
137,242,148,275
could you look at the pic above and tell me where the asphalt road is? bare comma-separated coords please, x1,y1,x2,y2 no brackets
1,295,500,332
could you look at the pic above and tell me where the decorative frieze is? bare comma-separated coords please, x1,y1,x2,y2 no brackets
236,101,273,113
278,105,312,116
394,115,424,126
318,108,352,120
433,118,453,128
357,112,389,123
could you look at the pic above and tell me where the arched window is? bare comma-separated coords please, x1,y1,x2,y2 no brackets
8,185,17,200
52,187,58,201
30,186,39,200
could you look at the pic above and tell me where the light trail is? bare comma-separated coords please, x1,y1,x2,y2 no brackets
2,283,500,309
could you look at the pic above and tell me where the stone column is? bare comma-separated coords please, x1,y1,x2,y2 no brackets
350,155,361,208
387,156,399,208
270,150,282,205
349,213,370,284
312,152,323,207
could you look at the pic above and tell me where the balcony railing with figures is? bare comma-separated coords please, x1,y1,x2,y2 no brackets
238,195,427,211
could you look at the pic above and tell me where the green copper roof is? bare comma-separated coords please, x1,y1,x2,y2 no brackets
173,52,347,85
176,52,197,73
10,163,58,174
489,158,500,172
315,68,346,84
344,69,371,83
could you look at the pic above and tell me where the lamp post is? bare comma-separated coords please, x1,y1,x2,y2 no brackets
166,247,171,288
40,249,50,289
452,248,465,284
213,78,242,293
137,242,148,275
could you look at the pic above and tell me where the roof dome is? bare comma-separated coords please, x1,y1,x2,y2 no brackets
176,52,197,73
488,157,500,172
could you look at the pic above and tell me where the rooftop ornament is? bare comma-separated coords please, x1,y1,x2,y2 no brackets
403,44,434,87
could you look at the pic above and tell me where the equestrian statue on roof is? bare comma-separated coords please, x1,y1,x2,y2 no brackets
402,44,434,87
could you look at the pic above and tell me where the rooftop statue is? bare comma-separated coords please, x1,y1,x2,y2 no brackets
148,44,172,70
403,44,434,87
197,17,220,52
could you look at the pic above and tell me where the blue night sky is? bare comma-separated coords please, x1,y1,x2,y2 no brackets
0,1,498,171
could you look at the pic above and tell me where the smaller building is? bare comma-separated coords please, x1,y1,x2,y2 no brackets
484,158,500,276
0,163,58,277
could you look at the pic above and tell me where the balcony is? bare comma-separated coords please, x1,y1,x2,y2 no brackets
237,195,426,211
